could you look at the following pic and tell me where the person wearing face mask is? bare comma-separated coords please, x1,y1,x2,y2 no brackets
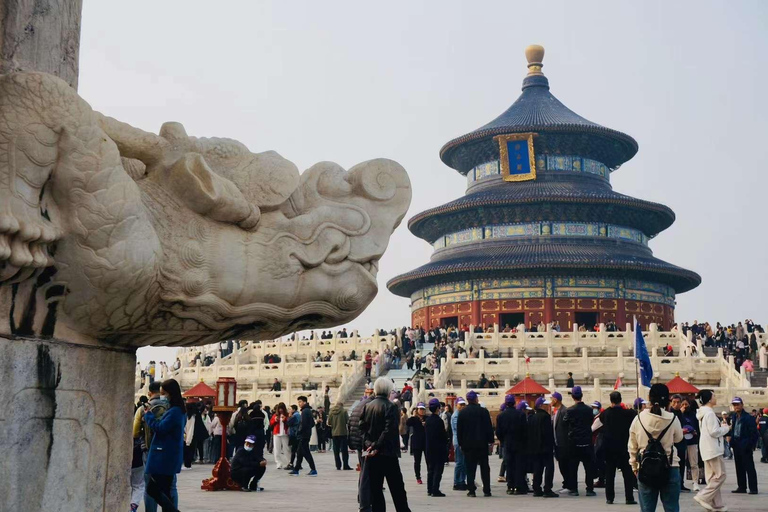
231,435,268,491
140,379,186,512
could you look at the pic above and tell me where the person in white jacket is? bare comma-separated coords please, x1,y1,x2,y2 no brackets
693,389,731,512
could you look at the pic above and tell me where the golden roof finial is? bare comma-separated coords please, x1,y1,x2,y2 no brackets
525,44,545,76
675,372,680,377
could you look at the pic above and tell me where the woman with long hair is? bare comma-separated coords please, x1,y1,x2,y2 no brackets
270,402,291,468
142,378,186,512
628,383,684,512
693,390,731,511
680,398,701,491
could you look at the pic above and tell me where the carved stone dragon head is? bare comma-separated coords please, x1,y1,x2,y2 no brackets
0,72,411,347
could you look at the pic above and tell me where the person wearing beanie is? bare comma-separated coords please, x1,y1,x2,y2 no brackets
596,391,637,505
628,384,684,511
425,398,449,497
496,394,528,495
562,385,596,496
406,402,428,484
550,391,572,492
693,389,731,511
528,397,558,498
457,390,494,497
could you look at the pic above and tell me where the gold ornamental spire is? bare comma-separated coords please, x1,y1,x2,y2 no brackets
525,44,545,76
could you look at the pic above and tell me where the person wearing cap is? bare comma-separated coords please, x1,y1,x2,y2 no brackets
425,398,449,497
562,385,597,496
496,394,528,495
550,391,572,492
451,397,468,491
528,396,558,498
693,389,731,511
596,391,637,505
759,408,768,463
406,402,427,484
457,390,494,497
590,400,606,489
231,434,267,491
727,396,758,494
358,377,412,512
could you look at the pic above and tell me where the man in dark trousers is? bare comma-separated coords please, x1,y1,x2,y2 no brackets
562,386,596,496
670,394,690,492
457,390,494,497
231,434,267,491
425,398,448,497
528,396,559,498
358,377,412,512
495,394,527,495
728,396,759,494
405,403,427,484
594,391,637,504
289,396,317,476
550,391,571,491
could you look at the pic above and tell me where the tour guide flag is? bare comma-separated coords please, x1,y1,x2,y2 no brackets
634,317,653,387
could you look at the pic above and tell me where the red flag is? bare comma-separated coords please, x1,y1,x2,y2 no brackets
525,356,531,364
613,376,622,390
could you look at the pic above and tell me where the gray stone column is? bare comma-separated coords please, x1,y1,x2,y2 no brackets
0,0,84,89
0,335,135,511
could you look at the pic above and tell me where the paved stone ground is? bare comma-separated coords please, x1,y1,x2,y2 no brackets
140,451,767,512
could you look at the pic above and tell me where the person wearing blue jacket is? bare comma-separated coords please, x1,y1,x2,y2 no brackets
142,379,186,512
451,397,467,490
728,397,759,494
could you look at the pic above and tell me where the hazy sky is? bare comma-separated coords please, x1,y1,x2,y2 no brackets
76,1,768,365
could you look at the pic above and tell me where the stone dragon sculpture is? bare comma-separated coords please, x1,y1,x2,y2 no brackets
0,72,411,347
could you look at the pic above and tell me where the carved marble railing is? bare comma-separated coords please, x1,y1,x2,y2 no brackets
176,332,396,366
423,380,768,409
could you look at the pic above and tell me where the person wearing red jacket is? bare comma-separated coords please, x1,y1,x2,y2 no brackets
270,403,291,469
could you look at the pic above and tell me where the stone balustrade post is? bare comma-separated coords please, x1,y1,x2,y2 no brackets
505,378,511,390
547,347,554,374
195,359,201,381
461,379,468,397
549,377,556,390
582,346,589,375
593,378,601,403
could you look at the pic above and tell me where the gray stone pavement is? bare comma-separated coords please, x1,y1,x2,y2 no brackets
140,451,767,512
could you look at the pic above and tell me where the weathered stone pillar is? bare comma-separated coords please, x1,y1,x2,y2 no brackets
0,0,83,89
0,3,134,510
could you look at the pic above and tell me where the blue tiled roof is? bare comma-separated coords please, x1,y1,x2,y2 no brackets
387,239,701,297
408,179,675,241
440,75,638,173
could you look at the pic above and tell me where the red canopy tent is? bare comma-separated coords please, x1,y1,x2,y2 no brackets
666,374,699,398
505,376,550,407
183,380,217,403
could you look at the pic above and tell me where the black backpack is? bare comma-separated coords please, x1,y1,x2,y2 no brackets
637,416,675,489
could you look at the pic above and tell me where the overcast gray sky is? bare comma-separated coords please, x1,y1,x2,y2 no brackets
77,1,768,365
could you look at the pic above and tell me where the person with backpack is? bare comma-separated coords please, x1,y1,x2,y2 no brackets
628,383,684,512
693,390,731,511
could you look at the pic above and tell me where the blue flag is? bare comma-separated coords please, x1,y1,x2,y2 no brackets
635,317,653,387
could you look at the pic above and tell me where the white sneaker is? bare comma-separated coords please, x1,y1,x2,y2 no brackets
693,483,701,492
693,495,714,511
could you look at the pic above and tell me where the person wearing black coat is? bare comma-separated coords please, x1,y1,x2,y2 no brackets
457,391,495,497
528,397,558,497
289,396,317,475
729,397,759,493
231,434,267,491
562,386,596,496
551,391,571,490
594,392,637,504
495,395,528,495
358,378,412,512
425,399,449,497
405,404,427,483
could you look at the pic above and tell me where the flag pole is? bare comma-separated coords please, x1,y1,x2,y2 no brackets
634,316,640,402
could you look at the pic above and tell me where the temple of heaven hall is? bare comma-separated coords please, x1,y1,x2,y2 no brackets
387,45,700,331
